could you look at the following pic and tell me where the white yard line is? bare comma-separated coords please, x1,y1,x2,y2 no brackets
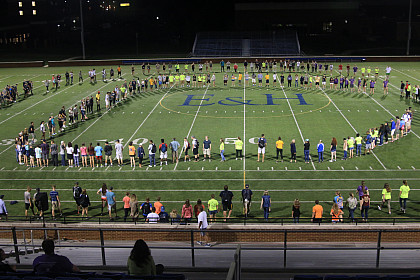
280,86,316,170
122,85,175,151
243,77,246,176
174,85,210,170
4,199,410,203
319,87,387,170
393,68,420,82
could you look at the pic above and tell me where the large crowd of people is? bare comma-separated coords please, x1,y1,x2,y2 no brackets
21,180,412,224
13,103,413,167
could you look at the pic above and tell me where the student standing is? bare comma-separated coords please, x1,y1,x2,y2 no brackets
49,185,61,219
330,137,337,162
276,137,284,163
346,193,358,222
137,144,145,168
80,189,91,218
207,194,219,222
181,199,193,223
235,137,243,160
317,140,324,163
197,206,211,247
292,199,301,223
357,181,369,201
219,185,234,221
330,203,343,223
24,187,35,217
260,191,271,221
303,139,310,163
123,192,131,222
148,140,156,167
290,139,296,163
360,190,370,222
106,186,117,220
257,134,267,162
399,180,410,214
378,183,392,215
311,200,323,223
202,136,212,162
219,138,225,162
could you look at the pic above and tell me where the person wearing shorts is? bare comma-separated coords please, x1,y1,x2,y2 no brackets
202,136,211,162
191,136,199,161
183,138,190,162
257,134,267,162
159,139,168,166
115,140,123,166
106,186,116,220
94,143,103,167
128,142,136,167
197,205,210,247
207,194,219,222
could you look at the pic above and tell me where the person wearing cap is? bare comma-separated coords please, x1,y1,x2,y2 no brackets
242,184,253,217
0,195,7,220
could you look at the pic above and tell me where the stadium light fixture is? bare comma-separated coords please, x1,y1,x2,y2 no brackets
120,3,130,6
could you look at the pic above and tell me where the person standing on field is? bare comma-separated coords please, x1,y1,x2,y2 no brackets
399,180,410,214
378,183,392,215
257,134,267,162
242,184,253,217
260,190,271,221
202,136,212,162
169,138,180,163
219,185,233,221
235,137,243,160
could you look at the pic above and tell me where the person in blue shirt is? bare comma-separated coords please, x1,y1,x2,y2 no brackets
317,140,324,163
290,139,296,163
391,118,396,142
106,186,116,220
169,138,180,164
94,143,103,167
260,191,271,221
49,185,61,219
365,131,372,155
257,73,263,87
202,136,212,162
333,191,344,213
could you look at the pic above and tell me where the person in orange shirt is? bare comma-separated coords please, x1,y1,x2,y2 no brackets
154,197,163,215
149,78,154,91
123,192,131,222
330,203,343,223
117,66,122,78
238,73,243,85
265,73,270,87
311,200,323,223
128,141,136,167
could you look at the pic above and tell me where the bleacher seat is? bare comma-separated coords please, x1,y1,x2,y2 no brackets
387,276,419,280
356,276,385,280
55,277,83,280
324,276,354,280
294,276,323,280
23,277,53,280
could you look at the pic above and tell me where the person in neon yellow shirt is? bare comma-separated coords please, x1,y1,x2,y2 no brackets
399,180,410,213
347,136,354,158
184,64,188,72
220,138,225,162
235,137,243,160
355,133,363,156
378,183,392,214
207,194,219,221
175,75,180,87
361,67,366,76
367,67,371,77
275,136,284,163
180,74,185,87
168,75,174,87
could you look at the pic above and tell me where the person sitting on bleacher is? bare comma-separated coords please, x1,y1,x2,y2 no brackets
33,239,79,273
127,239,164,276
0,248,15,273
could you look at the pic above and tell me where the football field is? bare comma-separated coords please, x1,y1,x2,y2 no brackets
0,61,419,220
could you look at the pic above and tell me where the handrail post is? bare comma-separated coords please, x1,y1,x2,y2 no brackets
235,244,241,280
11,227,20,264
190,230,195,267
99,229,106,266
376,230,382,268
283,230,287,268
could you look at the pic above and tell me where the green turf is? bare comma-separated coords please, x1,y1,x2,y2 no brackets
0,62,419,221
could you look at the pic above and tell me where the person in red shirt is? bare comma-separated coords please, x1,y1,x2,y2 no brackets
159,139,168,166
338,64,343,75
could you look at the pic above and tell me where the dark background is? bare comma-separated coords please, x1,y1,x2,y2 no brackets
1,0,420,60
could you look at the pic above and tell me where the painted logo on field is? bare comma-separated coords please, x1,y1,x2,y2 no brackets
95,137,269,146
180,94,311,106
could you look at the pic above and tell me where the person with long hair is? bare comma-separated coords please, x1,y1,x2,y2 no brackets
330,203,343,223
127,239,162,276
193,199,205,218
292,199,301,223
378,183,392,214
80,189,90,218
88,143,95,167
360,190,370,222
399,180,410,214
330,137,337,162
129,194,139,222
260,190,271,221
182,199,193,223
96,183,108,215
346,193,358,222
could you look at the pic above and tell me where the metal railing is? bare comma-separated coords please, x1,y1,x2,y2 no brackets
3,215,420,226
2,227,420,272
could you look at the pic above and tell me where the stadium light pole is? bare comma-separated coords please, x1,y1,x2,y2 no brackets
406,0,412,55
79,0,86,59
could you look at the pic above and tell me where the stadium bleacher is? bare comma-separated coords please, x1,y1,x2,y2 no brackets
192,31,301,57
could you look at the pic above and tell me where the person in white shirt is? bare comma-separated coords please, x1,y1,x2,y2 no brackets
115,140,123,166
0,195,8,220
146,207,159,223
148,140,156,167
197,206,210,247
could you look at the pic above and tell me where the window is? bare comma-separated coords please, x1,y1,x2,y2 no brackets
18,2,23,7
32,9,36,15
19,10,23,16
32,1,36,6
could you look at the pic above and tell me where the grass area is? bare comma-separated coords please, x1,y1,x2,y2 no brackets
0,62,419,221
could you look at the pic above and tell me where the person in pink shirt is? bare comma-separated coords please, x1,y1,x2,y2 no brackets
182,199,193,223
80,143,88,167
